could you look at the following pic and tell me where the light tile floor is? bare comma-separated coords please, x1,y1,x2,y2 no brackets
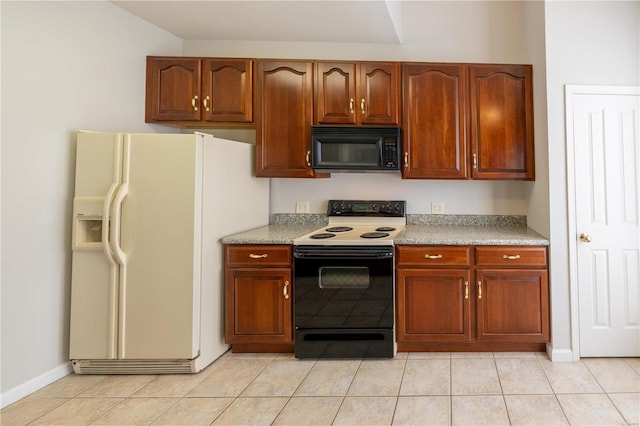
2,352,639,425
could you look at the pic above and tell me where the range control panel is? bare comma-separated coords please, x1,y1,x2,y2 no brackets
328,200,406,217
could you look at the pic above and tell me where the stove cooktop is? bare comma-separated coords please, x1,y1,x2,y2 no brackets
293,200,406,246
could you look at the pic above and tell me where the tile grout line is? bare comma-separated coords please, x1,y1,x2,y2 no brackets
491,354,513,425
535,354,581,426
210,353,276,425
270,357,318,424
330,358,362,425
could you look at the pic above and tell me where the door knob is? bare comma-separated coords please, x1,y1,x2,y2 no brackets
579,233,592,243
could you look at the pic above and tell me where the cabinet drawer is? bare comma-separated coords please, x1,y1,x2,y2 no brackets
225,245,292,267
475,246,547,267
396,246,472,267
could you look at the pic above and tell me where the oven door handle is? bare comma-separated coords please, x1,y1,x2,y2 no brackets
293,247,393,259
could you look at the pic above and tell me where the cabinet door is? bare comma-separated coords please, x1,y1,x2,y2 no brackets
358,62,401,125
256,61,319,178
146,57,201,122
201,59,253,123
402,63,468,179
396,269,471,342
225,268,292,344
476,269,549,342
469,64,534,180
316,62,357,124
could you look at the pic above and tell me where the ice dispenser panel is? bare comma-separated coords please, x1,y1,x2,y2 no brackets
72,197,107,249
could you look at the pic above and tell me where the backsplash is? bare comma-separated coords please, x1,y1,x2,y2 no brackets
273,213,527,227
407,214,527,226
273,214,328,226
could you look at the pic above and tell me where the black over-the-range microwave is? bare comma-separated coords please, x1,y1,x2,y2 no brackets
311,126,402,173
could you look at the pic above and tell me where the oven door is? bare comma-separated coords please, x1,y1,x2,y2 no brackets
293,245,395,358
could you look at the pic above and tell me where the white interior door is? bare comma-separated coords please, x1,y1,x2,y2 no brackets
567,85,640,357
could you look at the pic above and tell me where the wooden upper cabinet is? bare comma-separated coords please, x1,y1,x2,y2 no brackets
359,62,401,125
469,64,534,180
402,63,468,179
146,57,201,122
315,62,356,124
202,59,252,123
315,62,400,125
256,60,324,178
145,56,252,124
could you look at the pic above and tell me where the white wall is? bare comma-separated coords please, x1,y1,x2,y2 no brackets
522,1,550,237
544,0,639,360
1,1,182,406
184,0,548,221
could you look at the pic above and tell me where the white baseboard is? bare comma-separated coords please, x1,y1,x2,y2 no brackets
546,343,576,362
1,363,73,409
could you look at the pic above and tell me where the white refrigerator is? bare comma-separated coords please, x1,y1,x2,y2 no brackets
69,131,269,374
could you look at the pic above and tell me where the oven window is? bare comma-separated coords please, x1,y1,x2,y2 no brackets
319,266,369,289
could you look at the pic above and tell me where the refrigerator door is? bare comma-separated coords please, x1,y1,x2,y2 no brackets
117,133,202,359
69,132,123,359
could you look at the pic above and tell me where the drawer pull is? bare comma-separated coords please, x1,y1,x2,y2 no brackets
283,280,290,299
503,254,521,260
424,254,443,259
249,253,268,259
477,281,482,299
464,281,469,300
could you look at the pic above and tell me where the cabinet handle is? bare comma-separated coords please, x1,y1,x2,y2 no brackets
424,254,443,259
477,281,482,299
360,99,366,115
283,280,290,299
404,152,409,168
502,254,521,260
472,153,477,168
349,98,354,114
464,281,469,300
191,95,199,112
306,150,311,167
248,253,268,259
203,96,210,112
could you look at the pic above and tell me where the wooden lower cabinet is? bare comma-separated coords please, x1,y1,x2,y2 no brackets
224,245,293,352
476,268,549,342
396,245,549,351
396,269,471,342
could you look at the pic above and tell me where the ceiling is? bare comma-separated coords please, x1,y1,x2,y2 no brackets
112,0,403,44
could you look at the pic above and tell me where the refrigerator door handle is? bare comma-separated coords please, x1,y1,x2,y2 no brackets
110,182,128,266
101,182,119,266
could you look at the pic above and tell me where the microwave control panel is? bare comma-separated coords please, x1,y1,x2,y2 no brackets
383,138,399,169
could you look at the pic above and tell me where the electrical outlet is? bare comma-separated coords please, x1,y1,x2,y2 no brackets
296,201,310,213
431,201,445,214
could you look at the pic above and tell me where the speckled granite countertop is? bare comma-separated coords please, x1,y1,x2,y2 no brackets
221,224,321,245
221,214,549,246
395,225,548,246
